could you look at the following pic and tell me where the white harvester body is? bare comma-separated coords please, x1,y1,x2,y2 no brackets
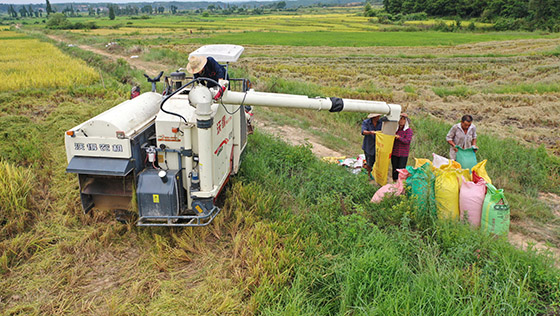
64,45,401,226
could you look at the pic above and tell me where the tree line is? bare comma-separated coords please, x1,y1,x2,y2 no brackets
379,0,560,31
7,5,43,18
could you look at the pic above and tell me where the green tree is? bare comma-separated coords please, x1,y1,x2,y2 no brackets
19,6,28,17
364,2,376,16
45,0,53,16
383,0,403,14
109,6,115,20
8,5,17,17
141,5,152,14
170,5,178,14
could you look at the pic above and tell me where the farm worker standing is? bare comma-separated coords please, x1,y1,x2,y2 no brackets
362,113,383,180
446,114,478,160
391,113,413,181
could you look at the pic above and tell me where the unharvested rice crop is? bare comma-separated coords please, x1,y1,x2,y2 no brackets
0,30,99,92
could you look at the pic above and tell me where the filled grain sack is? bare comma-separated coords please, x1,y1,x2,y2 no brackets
459,176,486,226
405,163,436,217
456,147,477,170
481,183,510,236
472,160,492,185
371,169,409,203
373,133,395,186
434,167,461,220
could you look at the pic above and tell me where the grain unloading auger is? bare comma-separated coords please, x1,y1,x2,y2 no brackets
64,45,401,227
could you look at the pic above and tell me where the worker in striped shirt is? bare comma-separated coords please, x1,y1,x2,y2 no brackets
446,114,478,160
391,113,413,181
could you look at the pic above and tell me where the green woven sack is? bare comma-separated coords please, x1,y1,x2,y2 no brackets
481,183,510,235
456,147,477,170
405,163,436,217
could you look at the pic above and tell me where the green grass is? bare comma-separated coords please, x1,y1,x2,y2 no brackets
485,82,560,94
184,31,560,47
432,85,473,97
239,132,560,314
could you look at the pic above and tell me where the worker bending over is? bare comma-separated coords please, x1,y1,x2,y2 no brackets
187,55,227,88
446,114,478,160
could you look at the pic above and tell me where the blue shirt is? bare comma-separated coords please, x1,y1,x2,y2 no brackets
362,118,383,155
194,56,226,88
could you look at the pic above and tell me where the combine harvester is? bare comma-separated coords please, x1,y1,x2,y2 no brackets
64,45,401,226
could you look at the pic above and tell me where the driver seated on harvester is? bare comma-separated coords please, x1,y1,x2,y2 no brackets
187,55,228,100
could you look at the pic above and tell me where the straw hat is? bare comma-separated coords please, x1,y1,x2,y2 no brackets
367,113,381,119
186,55,207,74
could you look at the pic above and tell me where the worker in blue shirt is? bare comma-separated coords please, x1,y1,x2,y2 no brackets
362,113,383,179
186,55,227,89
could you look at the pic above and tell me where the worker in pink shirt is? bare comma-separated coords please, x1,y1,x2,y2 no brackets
391,113,413,181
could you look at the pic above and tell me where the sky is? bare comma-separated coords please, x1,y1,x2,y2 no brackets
1,0,252,4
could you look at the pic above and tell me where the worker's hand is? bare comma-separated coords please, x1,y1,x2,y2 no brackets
395,135,400,139
472,146,478,152
213,85,226,100
453,147,459,152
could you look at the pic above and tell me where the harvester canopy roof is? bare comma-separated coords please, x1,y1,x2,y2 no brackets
189,44,244,63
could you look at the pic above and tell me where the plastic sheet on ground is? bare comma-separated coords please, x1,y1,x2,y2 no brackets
324,154,365,174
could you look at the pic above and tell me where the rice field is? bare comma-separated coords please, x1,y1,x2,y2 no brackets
1,10,560,315
0,30,99,92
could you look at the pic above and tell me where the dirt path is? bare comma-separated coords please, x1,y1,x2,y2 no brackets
46,34,169,76
254,117,344,158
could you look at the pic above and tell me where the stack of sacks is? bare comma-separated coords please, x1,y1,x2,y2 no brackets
371,169,410,203
407,154,491,226
370,152,510,236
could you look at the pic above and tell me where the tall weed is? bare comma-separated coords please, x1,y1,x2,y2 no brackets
0,161,35,238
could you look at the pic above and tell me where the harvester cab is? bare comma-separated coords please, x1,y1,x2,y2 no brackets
64,44,401,227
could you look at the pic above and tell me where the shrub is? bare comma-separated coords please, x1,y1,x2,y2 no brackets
45,13,72,29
